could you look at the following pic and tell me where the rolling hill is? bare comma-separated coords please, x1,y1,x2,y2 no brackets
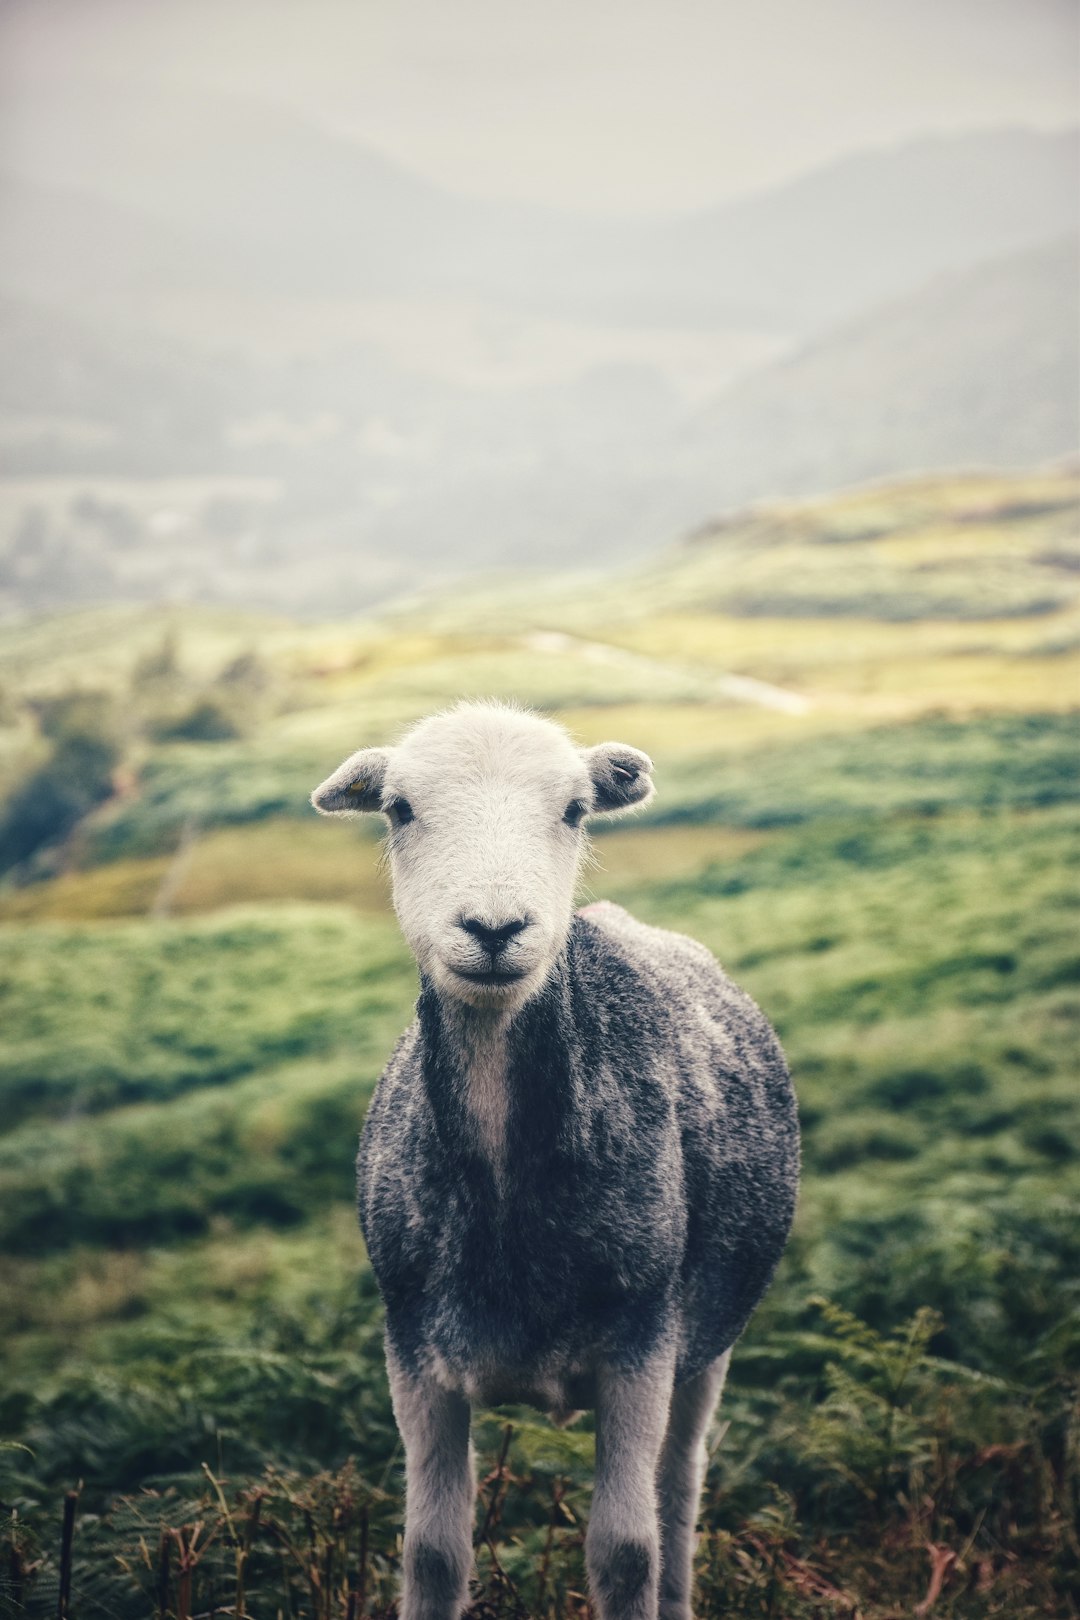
679,235,1080,512
0,466,1077,1616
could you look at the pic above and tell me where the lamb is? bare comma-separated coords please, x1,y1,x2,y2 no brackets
311,701,799,1620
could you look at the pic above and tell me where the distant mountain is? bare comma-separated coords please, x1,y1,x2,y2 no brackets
2,73,1076,334
0,290,246,472
0,170,237,311
653,128,1079,330
0,78,461,301
0,235,1075,614
679,236,1080,510
1,78,1076,620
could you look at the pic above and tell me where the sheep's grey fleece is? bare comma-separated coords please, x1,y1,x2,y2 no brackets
358,900,799,1409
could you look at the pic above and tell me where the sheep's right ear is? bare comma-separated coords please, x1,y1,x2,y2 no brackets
584,742,654,815
310,747,390,815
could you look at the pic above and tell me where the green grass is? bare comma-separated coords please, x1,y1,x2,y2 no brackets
1,468,1078,1618
0,907,410,1129
644,710,1080,827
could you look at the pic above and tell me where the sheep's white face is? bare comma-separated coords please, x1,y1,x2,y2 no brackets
312,704,653,1012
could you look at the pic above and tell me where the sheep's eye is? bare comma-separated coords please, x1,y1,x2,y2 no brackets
563,799,587,828
386,797,414,826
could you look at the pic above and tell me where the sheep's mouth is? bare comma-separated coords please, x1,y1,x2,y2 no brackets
454,967,527,986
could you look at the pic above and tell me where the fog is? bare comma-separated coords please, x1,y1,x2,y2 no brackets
0,0,1076,614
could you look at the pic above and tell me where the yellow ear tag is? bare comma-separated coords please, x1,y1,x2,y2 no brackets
346,779,367,795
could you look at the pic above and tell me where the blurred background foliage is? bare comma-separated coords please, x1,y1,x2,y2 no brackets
0,466,1077,1616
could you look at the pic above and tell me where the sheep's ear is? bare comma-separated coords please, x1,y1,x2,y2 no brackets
311,747,390,815
584,742,654,815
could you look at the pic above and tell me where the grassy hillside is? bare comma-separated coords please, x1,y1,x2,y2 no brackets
0,466,1078,1618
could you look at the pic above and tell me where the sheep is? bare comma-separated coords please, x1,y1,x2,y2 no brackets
311,701,799,1620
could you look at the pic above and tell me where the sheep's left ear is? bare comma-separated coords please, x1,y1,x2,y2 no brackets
584,742,654,815
311,746,390,815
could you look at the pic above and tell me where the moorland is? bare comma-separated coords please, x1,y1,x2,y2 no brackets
0,465,1078,1618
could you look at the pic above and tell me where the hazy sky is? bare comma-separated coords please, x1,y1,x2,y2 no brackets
1,0,1077,212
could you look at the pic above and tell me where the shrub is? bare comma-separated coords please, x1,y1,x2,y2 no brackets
0,727,119,873
149,697,243,743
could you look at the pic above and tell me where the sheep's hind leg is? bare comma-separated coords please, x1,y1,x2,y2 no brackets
387,1350,475,1620
656,1350,731,1620
587,1351,676,1620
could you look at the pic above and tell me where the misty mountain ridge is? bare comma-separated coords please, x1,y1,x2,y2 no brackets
678,234,1080,514
0,78,1076,616
2,72,1075,335
1,230,1074,617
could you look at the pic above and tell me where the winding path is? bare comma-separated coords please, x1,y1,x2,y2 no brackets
521,630,811,715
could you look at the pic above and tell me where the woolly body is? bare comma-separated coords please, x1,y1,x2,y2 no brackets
359,902,798,1418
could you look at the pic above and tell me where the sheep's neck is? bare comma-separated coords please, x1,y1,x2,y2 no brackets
439,1002,513,1181
419,954,576,1187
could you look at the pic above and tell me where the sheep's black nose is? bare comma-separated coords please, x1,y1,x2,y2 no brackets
461,917,529,955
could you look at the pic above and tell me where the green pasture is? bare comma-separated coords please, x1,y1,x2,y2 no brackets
0,467,1077,1617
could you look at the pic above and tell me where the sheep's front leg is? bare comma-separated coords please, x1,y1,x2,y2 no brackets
656,1351,730,1620
587,1352,676,1620
387,1350,475,1620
